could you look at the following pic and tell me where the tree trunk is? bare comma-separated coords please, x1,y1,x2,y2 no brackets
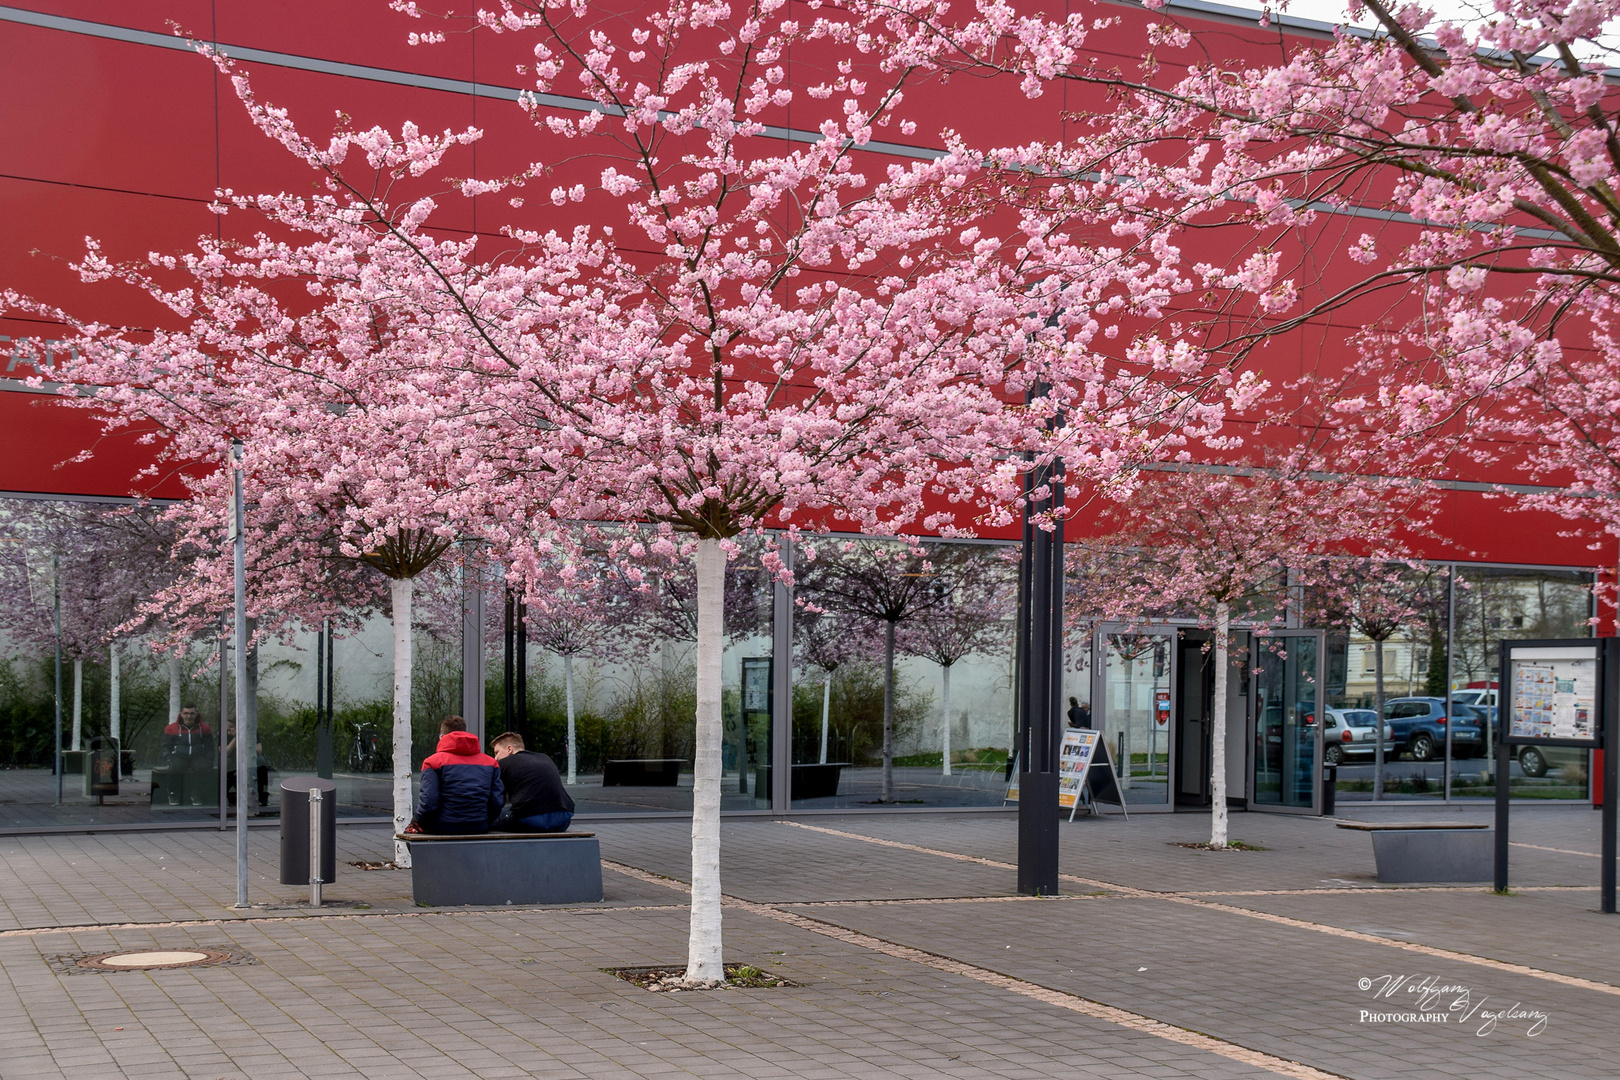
1210,602,1230,849
391,577,415,868
686,538,725,986
940,662,953,777
882,619,896,803
819,673,831,765
109,641,121,744
71,658,82,752
564,652,577,785
169,656,182,724
1373,639,1387,801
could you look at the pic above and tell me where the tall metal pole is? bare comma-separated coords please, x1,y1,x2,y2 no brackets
316,618,333,780
503,588,515,733
1444,565,1456,802
516,598,528,735
233,440,251,908
1018,397,1064,896
218,627,229,829
1602,637,1617,914
461,548,485,741
53,555,62,807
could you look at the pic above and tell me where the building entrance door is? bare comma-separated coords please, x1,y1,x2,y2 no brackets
1093,625,1177,812
1250,630,1325,814
1175,634,1212,807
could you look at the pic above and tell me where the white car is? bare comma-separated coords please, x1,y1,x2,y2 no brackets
1322,708,1396,765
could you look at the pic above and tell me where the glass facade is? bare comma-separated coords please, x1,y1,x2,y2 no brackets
0,493,1600,831
1311,564,1595,804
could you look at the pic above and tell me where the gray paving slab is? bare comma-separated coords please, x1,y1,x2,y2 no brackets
0,807,1613,1079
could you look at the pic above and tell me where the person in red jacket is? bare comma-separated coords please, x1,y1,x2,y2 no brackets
407,717,504,835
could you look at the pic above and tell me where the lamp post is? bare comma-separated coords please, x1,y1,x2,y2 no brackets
1017,394,1064,896
53,554,62,807
232,440,250,908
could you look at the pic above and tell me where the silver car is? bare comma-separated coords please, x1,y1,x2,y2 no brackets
1322,708,1396,765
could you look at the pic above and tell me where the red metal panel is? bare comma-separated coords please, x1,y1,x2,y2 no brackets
0,390,188,499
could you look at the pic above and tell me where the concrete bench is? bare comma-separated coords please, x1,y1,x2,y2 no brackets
1336,822,1493,883
603,759,684,786
397,832,603,906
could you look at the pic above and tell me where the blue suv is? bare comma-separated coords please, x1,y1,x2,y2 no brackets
1381,697,1485,761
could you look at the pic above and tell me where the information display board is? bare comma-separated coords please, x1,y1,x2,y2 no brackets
1058,729,1100,809
1506,643,1602,747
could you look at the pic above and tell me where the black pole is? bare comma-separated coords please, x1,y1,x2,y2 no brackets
52,555,62,807
504,588,516,733
1494,639,1512,893
315,620,333,780
1018,442,1063,897
1602,637,1617,914
516,598,528,737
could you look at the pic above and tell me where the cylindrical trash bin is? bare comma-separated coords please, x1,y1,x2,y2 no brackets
279,776,337,886
85,736,120,799
1322,763,1337,817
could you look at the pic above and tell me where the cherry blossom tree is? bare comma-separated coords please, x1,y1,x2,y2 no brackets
0,500,183,750
1065,452,1411,846
897,547,1012,775
878,0,1620,552
795,606,879,765
4,0,1262,986
802,541,983,799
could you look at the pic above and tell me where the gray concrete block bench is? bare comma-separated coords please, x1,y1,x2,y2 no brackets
1335,821,1493,883
397,832,604,906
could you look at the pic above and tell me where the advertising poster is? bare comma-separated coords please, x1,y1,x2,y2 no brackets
1058,729,1100,808
1509,646,1598,744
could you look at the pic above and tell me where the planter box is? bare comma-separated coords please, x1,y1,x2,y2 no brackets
602,759,684,786
400,832,603,906
1339,823,1493,883
751,763,848,801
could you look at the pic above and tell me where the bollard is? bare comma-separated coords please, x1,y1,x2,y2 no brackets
1322,762,1337,817
309,787,323,907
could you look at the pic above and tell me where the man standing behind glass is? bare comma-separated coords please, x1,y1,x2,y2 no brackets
490,732,575,832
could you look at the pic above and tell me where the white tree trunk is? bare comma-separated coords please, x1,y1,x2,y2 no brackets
71,659,82,751
941,663,953,777
391,577,415,868
1210,602,1230,849
819,673,831,764
564,652,577,785
168,656,182,724
686,537,726,986
109,642,121,744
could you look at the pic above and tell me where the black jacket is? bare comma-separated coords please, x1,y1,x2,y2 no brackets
497,751,575,818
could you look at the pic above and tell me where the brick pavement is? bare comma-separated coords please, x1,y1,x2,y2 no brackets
0,806,1613,1078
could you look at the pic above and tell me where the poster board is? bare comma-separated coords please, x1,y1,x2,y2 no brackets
1505,643,1602,747
1004,732,1129,819
1083,737,1128,814
1058,729,1100,809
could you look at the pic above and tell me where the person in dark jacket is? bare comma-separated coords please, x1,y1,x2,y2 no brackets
1067,697,1092,730
408,717,503,835
161,707,215,806
489,732,575,832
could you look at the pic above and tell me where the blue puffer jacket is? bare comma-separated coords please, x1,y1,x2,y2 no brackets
415,731,504,833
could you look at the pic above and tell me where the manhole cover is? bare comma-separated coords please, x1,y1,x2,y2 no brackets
77,949,231,972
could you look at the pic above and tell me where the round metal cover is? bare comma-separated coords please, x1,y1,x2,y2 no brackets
77,949,230,971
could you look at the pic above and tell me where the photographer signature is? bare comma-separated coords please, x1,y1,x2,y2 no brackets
1357,975,1548,1036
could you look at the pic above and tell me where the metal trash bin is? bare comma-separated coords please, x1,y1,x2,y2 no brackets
279,777,337,898
85,736,120,799
1322,763,1337,816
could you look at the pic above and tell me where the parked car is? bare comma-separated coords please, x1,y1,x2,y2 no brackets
1381,697,1485,760
1321,709,1396,765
